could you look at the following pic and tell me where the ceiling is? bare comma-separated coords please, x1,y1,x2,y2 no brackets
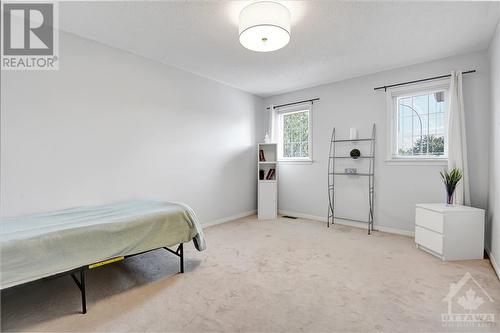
59,1,500,97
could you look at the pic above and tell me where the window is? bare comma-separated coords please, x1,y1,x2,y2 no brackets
276,105,312,161
387,80,449,162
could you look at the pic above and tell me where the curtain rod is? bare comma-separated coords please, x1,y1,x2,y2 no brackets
373,70,476,92
266,98,320,110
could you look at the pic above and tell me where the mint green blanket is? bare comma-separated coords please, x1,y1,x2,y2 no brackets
0,200,206,289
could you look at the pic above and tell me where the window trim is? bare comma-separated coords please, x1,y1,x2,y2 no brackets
385,78,450,164
276,103,313,163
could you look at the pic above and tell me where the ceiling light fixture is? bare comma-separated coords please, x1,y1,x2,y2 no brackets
239,1,291,52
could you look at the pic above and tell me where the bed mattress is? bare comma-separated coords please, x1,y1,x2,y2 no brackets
0,200,206,289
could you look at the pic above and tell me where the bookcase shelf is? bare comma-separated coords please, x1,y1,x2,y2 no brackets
258,143,278,220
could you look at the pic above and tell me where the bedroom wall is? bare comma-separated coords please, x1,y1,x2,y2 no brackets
0,31,263,225
263,51,490,235
488,21,500,277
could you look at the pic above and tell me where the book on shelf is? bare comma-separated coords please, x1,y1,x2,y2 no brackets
265,168,275,180
259,149,266,162
259,170,265,180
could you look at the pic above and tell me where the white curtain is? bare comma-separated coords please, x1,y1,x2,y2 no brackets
268,105,276,142
447,71,471,205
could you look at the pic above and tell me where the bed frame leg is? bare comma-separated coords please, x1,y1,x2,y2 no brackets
80,268,87,314
179,243,184,274
163,243,184,274
71,267,87,314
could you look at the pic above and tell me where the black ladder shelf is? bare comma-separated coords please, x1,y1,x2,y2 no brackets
327,124,376,234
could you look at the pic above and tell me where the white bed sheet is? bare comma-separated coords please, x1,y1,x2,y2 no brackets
0,200,206,289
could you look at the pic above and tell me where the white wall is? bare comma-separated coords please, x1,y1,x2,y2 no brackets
488,21,500,276
263,51,491,234
0,31,263,224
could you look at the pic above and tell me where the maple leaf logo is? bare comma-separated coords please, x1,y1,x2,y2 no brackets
457,289,484,311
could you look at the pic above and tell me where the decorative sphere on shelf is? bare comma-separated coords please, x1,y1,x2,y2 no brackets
350,149,361,159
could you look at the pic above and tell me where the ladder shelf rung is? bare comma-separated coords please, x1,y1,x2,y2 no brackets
332,138,373,143
333,216,370,224
329,173,374,176
330,156,374,159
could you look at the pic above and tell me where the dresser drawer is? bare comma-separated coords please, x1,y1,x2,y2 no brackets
416,207,444,233
415,226,443,255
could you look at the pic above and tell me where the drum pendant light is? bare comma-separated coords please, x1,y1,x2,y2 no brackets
239,1,291,52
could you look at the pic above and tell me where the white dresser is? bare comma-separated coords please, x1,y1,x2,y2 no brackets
415,204,485,261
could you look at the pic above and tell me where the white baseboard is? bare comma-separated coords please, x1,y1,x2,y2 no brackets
486,247,500,281
279,210,326,222
203,210,256,228
278,209,414,237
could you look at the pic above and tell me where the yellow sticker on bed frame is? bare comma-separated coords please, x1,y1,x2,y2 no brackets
88,256,125,269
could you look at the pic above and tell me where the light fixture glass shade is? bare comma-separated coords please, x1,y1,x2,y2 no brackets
239,1,291,52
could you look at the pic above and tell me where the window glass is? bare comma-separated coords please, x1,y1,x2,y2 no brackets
280,110,310,160
395,90,447,158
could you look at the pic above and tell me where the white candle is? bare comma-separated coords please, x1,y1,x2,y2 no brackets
349,128,358,140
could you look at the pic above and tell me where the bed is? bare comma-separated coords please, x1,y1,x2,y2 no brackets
0,200,206,313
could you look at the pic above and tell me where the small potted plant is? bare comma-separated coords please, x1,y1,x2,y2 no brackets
439,168,463,206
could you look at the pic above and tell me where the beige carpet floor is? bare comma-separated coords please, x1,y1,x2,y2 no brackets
1,216,499,332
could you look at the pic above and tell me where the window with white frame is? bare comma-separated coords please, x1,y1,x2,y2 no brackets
276,105,312,161
387,80,449,161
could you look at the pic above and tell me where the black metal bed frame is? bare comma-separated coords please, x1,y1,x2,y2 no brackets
5,243,184,314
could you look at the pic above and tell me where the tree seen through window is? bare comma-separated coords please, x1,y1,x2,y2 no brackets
282,111,309,158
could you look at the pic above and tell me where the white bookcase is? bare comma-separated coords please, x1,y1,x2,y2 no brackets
258,143,278,220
